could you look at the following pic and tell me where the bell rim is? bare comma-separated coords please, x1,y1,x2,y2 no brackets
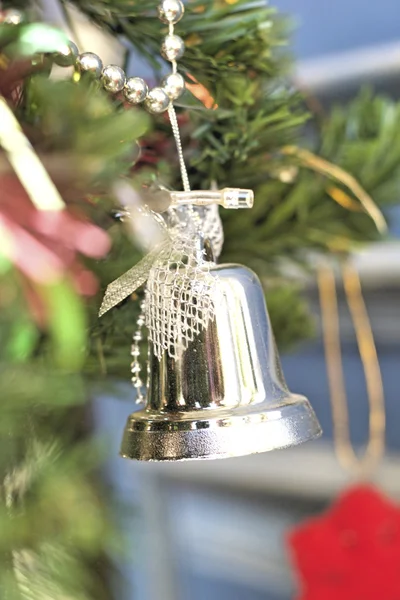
119,396,322,462
122,393,310,431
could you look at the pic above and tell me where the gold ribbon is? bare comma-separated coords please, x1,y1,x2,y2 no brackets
318,261,385,477
281,145,387,234
0,96,65,212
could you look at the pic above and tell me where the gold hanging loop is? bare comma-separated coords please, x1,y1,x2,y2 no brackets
317,261,386,478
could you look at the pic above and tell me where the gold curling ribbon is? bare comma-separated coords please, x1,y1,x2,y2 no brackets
318,261,386,477
282,145,387,235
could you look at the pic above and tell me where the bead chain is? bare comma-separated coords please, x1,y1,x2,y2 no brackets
168,103,190,192
162,1,191,191
130,301,147,404
0,2,186,115
65,0,185,115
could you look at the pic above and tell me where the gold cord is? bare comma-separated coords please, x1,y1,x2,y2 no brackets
281,145,387,234
317,261,386,478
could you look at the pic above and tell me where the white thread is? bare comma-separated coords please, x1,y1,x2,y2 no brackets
168,104,190,192
166,8,189,190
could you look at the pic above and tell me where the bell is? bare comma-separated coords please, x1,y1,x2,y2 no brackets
120,263,322,461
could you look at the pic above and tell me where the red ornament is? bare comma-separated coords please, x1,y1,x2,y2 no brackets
288,485,400,600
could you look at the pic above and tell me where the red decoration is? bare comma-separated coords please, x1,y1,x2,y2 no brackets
288,485,400,600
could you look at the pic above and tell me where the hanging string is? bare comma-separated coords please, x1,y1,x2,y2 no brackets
168,103,190,192
165,10,190,194
318,261,386,478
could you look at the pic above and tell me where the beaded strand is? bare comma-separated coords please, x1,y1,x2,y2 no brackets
52,0,186,114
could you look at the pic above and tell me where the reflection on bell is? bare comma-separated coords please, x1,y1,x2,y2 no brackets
120,264,322,461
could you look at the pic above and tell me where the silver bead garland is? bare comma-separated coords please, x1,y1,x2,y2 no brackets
4,4,187,113
76,52,103,78
157,0,184,24
145,87,171,114
161,34,185,62
43,0,186,114
101,64,126,93
124,77,149,104
162,72,185,99
53,40,78,67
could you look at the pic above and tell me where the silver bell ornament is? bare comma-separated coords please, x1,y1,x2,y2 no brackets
120,259,322,462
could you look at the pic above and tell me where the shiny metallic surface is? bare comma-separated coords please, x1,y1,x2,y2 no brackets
157,0,185,24
121,264,322,461
53,41,79,67
124,77,149,104
101,64,126,93
145,87,171,114
76,52,103,78
161,34,185,62
162,72,185,99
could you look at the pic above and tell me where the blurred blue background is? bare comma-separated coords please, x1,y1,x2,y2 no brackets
277,0,400,57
